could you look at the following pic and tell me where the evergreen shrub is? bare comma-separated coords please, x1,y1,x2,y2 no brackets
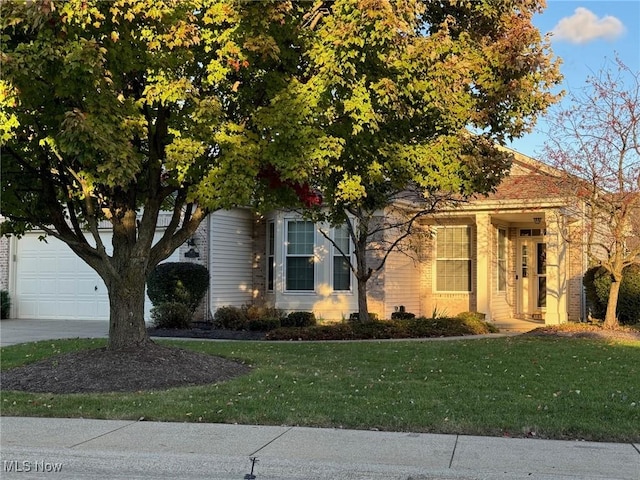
282,311,316,328
1,290,10,319
151,302,192,329
247,317,281,332
147,262,209,313
584,265,640,325
213,306,248,330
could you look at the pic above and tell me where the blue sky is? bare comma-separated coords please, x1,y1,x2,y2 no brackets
507,0,640,159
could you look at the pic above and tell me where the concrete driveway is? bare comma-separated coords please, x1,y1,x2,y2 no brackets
0,319,109,347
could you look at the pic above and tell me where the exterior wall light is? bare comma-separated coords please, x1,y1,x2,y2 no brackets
185,238,200,258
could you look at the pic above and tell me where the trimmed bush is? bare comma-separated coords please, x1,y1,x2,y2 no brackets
349,312,379,322
247,317,281,332
1,290,10,319
456,311,486,321
618,264,640,325
282,311,316,328
147,262,209,313
391,311,416,320
213,306,248,330
213,305,287,331
583,265,640,325
583,266,608,320
456,311,498,333
151,302,192,329
266,315,498,341
243,305,286,322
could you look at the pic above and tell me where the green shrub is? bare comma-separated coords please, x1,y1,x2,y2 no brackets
267,322,385,341
391,311,416,320
349,312,379,321
456,311,485,322
1,290,10,319
583,266,608,320
213,306,248,330
584,265,640,325
243,305,286,322
266,315,498,341
147,262,209,313
282,311,317,328
351,321,404,338
247,317,281,332
618,264,640,325
151,302,192,329
456,311,499,333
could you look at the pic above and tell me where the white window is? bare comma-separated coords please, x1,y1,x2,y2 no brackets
497,228,507,292
266,221,275,291
285,220,315,291
332,224,351,291
436,226,471,292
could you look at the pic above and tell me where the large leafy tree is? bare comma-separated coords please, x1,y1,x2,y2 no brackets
543,58,640,328
265,0,562,320
0,0,304,349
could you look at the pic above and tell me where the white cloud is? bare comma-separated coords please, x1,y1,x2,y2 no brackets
552,7,625,44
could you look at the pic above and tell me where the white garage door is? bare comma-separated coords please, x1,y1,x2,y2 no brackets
14,232,180,320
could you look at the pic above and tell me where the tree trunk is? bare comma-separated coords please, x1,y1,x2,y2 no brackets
603,279,621,329
106,268,152,350
354,232,371,323
356,275,370,322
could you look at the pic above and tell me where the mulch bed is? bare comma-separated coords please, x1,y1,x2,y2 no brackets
148,323,266,341
1,342,252,394
523,325,640,342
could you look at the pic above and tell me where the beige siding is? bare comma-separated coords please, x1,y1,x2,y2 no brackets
209,209,254,312
384,249,421,319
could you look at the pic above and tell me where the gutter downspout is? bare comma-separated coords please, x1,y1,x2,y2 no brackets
206,215,211,322
581,202,588,322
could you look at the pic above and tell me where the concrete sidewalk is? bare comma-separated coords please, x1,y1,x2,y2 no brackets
1,417,639,479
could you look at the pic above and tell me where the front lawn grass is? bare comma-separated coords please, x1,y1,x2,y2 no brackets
1,336,639,442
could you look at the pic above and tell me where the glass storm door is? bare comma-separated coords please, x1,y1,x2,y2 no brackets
519,243,530,315
517,238,546,316
536,242,547,309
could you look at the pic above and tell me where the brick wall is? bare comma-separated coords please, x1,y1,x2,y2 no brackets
567,222,586,321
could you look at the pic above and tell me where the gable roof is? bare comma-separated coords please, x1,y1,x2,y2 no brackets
482,147,566,201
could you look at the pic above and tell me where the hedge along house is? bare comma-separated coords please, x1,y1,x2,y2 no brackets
0,150,588,327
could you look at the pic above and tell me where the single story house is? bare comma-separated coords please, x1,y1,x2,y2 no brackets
0,149,587,329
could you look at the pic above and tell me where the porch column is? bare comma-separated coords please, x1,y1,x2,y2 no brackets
475,213,491,321
545,212,568,325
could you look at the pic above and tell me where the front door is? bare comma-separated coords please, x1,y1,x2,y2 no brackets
517,233,546,319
